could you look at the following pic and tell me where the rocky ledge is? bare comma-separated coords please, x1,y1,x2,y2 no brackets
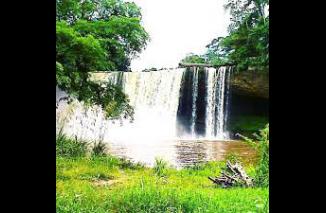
230,71,269,99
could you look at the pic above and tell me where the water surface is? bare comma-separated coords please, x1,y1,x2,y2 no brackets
107,139,257,168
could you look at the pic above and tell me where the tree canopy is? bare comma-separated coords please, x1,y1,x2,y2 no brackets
56,0,149,118
181,0,269,73
180,53,206,64
56,0,142,23
206,0,269,72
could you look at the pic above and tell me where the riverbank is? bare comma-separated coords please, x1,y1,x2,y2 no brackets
56,156,269,212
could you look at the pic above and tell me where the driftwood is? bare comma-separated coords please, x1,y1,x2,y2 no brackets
208,161,253,187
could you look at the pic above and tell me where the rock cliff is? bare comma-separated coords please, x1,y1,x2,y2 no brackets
230,71,269,99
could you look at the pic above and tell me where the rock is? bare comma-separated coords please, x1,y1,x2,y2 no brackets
230,71,269,99
92,179,118,187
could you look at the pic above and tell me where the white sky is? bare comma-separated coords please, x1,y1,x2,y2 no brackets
129,0,231,71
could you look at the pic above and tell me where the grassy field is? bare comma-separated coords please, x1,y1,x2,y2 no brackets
56,156,269,212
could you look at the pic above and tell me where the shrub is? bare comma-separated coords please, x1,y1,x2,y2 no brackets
254,124,269,187
56,131,88,157
91,141,108,157
118,157,144,170
240,124,269,187
225,152,242,164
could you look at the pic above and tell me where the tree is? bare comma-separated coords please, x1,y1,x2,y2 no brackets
56,0,149,118
180,53,206,64
73,17,149,70
224,0,268,33
56,0,142,23
205,0,269,72
56,21,133,118
205,37,231,66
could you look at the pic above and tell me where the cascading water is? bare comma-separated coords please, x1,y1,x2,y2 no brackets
56,67,232,143
204,67,230,139
223,68,232,133
107,69,185,143
190,67,199,136
205,67,217,138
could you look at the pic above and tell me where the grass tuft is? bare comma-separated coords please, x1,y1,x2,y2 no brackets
91,141,108,157
153,157,169,177
56,131,88,157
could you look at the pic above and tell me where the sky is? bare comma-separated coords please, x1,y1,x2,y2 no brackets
129,0,231,71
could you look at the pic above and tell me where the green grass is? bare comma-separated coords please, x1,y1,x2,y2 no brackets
57,156,269,212
56,131,89,157
56,133,269,212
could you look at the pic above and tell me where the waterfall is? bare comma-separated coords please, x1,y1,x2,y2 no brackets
190,67,199,136
110,69,185,143
205,67,230,139
223,68,232,133
205,67,217,138
56,67,231,142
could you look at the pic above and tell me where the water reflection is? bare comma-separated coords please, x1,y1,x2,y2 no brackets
175,141,207,167
107,140,256,168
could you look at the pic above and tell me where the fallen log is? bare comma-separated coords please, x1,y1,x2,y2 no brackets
208,160,253,187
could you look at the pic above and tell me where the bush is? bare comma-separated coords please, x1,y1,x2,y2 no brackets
241,124,269,187
56,131,88,157
225,152,242,164
254,124,269,187
118,157,145,170
91,141,107,157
